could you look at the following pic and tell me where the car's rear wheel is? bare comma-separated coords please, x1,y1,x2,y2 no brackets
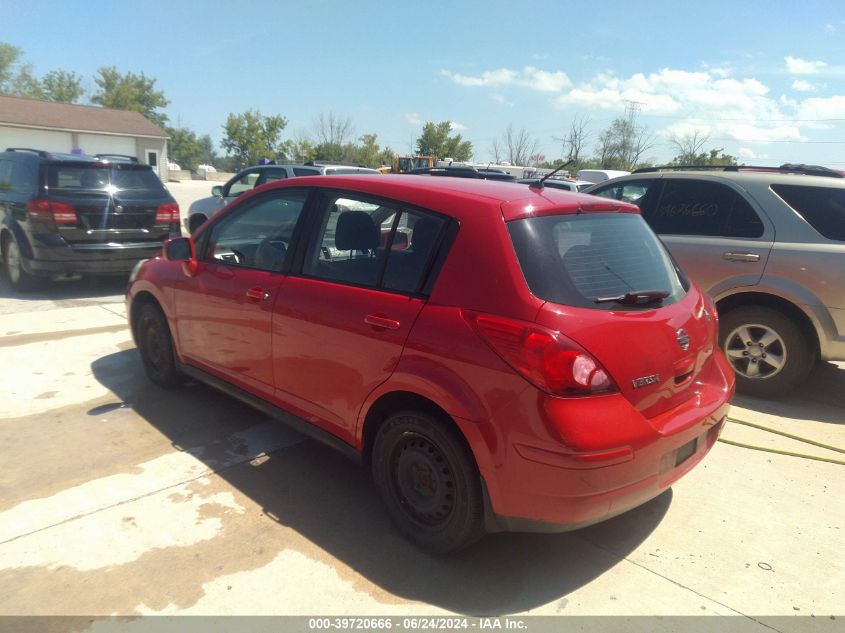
188,214,207,234
719,305,813,398
3,235,41,292
136,302,183,388
371,410,484,553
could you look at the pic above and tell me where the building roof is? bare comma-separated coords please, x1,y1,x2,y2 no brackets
0,95,168,139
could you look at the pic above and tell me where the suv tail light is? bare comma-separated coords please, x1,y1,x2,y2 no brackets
464,311,616,396
154,202,180,225
26,200,78,226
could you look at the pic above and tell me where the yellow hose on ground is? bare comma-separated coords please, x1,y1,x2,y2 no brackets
718,416,845,466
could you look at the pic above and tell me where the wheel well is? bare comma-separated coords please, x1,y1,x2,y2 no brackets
361,391,473,468
716,292,819,354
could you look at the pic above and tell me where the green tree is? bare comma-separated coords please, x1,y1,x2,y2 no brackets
416,121,472,161
41,70,84,103
0,42,44,98
91,66,169,126
668,132,737,166
198,134,217,166
166,126,205,171
221,110,290,168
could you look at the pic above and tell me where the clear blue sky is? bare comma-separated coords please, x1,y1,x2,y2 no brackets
3,0,845,165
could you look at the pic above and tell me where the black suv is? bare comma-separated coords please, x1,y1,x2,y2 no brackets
0,148,179,290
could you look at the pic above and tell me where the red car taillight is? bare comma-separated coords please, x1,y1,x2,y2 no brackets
464,311,617,396
154,202,180,225
26,200,78,225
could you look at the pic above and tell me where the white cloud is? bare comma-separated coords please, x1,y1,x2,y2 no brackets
785,56,828,74
441,66,571,92
792,79,816,92
796,95,845,120
824,23,835,34
449,121,466,131
491,94,513,107
405,112,422,125
738,148,756,159
555,67,809,143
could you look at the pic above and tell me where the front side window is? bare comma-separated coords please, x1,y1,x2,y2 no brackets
644,179,764,238
204,190,308,272
302,194,445,293
772,184,845,241
226,171,261,197
508,213,687,310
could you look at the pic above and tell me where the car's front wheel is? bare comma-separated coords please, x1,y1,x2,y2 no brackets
2,234,41,292
371,410,484,553
136,302,183,388
719,305,814,398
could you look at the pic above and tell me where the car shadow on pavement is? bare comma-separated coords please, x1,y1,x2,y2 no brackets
0,274,128,301
732,361,845,425
91,349,671,615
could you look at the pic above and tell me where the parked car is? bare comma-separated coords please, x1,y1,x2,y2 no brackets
408,166,516,180
516,177,594,192
185,162,380,234
127,174,734,552
0,148,179,291
584,164,845,397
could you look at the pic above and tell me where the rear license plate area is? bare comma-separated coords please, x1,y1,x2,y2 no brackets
675,438,698,467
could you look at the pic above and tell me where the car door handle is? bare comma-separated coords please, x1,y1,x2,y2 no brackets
722,251,760,263
364,313,401,330
246,287,270,301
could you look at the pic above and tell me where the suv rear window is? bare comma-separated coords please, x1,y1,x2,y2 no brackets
508,213,687,309
47,164,167,194
771,184,845,241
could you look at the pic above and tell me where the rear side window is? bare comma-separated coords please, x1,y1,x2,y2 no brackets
771,184,845,241
293,167,320,177
302,193,445,293
508,213,687,310
644,179,764,238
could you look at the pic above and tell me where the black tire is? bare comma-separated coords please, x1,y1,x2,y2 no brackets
719,305,814,398
188,214,207,234
371,410,484,553
136,302,184,388
3,234,42,292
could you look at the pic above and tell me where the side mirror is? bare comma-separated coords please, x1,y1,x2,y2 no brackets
211,185,223,197
163,237,198,276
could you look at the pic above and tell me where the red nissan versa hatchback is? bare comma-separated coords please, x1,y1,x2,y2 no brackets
126,175,735,552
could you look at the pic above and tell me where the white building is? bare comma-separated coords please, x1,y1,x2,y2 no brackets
0,95,169,178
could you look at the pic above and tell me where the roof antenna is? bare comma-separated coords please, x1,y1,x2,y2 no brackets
531,159,574,189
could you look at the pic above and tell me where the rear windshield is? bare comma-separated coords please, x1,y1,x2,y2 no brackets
508,213,688,309
47,164,167,194
771,184,845,241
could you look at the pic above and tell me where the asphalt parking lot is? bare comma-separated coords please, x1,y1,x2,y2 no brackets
0,182,842,630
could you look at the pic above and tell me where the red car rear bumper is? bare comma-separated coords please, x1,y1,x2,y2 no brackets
475,350,735,532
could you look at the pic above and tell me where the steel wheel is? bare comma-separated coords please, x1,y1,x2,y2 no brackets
371,410,484,552
724,322,786,380
390,432,457,527
136,303,183,388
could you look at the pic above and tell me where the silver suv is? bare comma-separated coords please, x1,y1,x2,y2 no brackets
185,162,379,233
585,165,845,397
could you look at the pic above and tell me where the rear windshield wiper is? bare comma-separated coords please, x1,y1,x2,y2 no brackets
594,290,670,305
